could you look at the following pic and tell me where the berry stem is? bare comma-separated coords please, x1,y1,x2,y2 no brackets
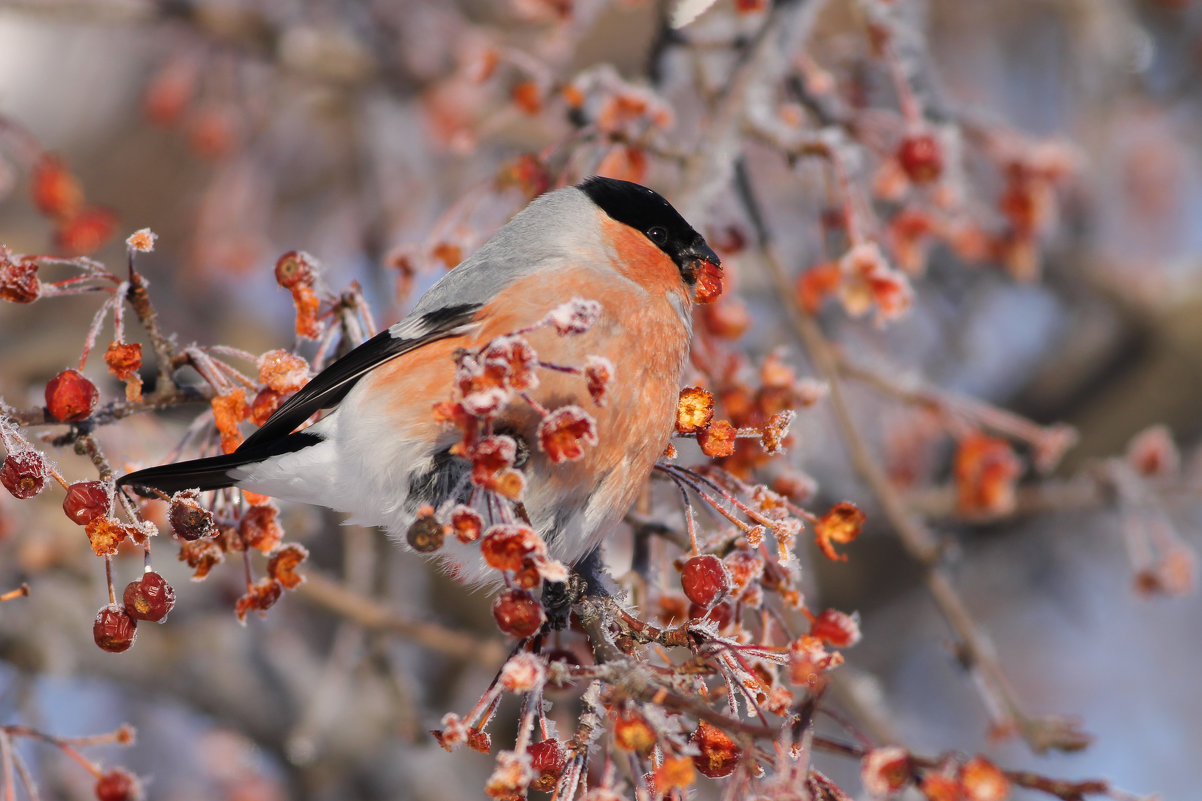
104,556,116,605
0,584,29,603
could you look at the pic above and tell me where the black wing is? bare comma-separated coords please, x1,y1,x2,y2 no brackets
239,303,481,449
117,303,481,495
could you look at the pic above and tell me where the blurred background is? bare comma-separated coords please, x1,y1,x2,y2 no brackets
0,0,1200,799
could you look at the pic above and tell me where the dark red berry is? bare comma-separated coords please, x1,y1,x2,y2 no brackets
492,589,545,638
63,481,110,525
896,133,943,184
529,739,568,791
681,555,731,608
93,604,137,653
688,600,734,630
0,255,40,303
95,767,141,801
406,514,445,552
1,451,46,499
122,571,176,623
274,250,315,289
45,368,99,422
168,490,216,540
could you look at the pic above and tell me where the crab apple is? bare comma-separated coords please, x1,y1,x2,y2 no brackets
528,739,568,791
1,451,46,499
122,572,176,622
492,589,545,638
45,368,98,422
896,133,943,184
94,768,142,801
680,555,731,608
63,481,110,525
93,604,137,653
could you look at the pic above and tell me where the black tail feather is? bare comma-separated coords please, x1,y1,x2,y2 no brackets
117,431,322,497
117,452,254,496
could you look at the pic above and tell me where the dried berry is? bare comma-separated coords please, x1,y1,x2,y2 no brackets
234,578,284,623
814,502,865,562
896,133,943,184
267,543,308,589
612,708,656,754
960,756,1009,801
63,481,110,525
0,251,40,303
407,513,446,553
45,368,98,422
122,572,176,623
274,250,316,289
104,342,142,381
537,405,598,463
238,503,283,553
481,524,545,572
94,767,142,801
688,600,734,630
808,608,862,648
93,604,137,653
694,258,724,303
691,720,740,778
492,589,545,638
1,451,47,499
528,739,568,792
169,490,216,540
697,419,737,458
680,554,731,608
675,387,715,434
861,746,912,796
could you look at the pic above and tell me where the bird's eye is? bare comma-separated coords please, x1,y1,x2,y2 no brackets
647,226,668,244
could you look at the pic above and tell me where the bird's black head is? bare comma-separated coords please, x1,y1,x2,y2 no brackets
578,176,720,285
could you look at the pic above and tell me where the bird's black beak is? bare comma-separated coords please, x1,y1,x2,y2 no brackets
679,239,721,284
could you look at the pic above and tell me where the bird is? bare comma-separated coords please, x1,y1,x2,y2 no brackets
118,177,721,585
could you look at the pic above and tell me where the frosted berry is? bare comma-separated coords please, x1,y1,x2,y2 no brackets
45,368,98,422
529,739,568,791
492,589,545,638
406,514,445,553
94,768,141,801
122,572,176,623
612,709,656,754
896,134,943,184
274,250,315,289
169,491,216,540
688,600,734,630
691,720,740,778
63,481,110,525
1,451,46,499
681,555,731,608
93,604,137,653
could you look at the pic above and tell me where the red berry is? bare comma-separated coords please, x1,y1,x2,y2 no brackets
93,604,137,653
896,133,943,184
0,253,40,303
63,481,110,525
95,767,141,801
45,368,98,422
274,250,316,289
122,572,176,623
688,600,734,630
168,490,216,540
1,451,47,499
492,589,545,638
690,720,741,778
528,739,568,792
680,555,731,608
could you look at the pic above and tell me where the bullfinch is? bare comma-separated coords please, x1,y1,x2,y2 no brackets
118,177,721,584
